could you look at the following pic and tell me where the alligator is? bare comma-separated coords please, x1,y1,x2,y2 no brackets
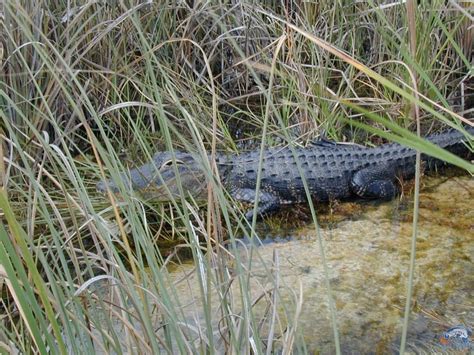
97,127,474,220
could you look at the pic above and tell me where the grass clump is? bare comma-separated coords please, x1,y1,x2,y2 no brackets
0,0,472,353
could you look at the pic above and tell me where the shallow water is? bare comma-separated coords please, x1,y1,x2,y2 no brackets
170,175,473,353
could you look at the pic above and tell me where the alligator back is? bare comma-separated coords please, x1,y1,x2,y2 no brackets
223,127,473,209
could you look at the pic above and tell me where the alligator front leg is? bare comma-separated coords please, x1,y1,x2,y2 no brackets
231,188,280,220
350,162,407,200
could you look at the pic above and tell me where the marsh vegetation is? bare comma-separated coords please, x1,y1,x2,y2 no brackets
1,1,473,353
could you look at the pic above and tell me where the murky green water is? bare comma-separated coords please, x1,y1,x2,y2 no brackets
170,176,473,353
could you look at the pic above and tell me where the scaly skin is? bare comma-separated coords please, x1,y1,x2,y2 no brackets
97,127,473,219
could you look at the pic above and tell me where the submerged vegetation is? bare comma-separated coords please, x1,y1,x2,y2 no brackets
0,0,473,353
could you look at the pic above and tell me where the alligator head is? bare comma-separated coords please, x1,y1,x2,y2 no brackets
96,151,209,201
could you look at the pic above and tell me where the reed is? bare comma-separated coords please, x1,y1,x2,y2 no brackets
1,1,472,353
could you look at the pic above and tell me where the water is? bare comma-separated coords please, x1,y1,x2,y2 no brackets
170,175,473,353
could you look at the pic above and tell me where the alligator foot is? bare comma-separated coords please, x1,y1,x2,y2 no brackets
231,187,280,220
350,162,403,200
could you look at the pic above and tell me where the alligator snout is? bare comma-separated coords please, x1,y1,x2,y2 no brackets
96,179,120,194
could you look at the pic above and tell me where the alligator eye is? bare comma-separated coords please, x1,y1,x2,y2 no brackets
160,159,184,170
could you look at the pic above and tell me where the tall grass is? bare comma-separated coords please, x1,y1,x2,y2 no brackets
1,0,472,353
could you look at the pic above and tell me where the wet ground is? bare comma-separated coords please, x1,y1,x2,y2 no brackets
170,175,473,353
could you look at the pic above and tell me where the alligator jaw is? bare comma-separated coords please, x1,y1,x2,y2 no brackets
96,151,209,201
